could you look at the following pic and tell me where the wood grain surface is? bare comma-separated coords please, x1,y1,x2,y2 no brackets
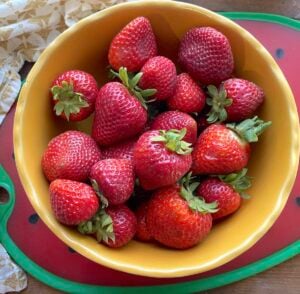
13,0,300,293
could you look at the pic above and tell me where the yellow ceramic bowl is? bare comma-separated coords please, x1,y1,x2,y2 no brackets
14,1,299,277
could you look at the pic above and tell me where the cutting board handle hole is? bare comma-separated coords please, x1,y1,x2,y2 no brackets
0,187,9,204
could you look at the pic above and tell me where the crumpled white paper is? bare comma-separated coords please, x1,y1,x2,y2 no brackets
0,244,27,293
0,0,128,125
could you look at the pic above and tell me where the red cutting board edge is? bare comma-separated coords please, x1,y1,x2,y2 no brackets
0,20,299,286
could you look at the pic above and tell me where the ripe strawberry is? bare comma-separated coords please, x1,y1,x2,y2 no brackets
139,56,177,100
79,205,137,248
50,70,98,121
135,202,152,242
50,179,99,225
108,16,157,72
90,159,134,205
197,169,251,219
146,174,217,249
133,129,192,190
102,138,136,161
192,117,271,175
167,73,206,113
206,79,265,123
178,27,234,85
150,111,197,144
42,130,101,182
92,81,147,146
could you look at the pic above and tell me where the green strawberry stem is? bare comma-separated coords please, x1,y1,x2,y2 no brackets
206,84,232,123
180,172,218,213
109,67,157,109
226,116,272,143
151,128,193,155
78,209,115,244
217,168,252,199
51,81,89,121
90,179,109,208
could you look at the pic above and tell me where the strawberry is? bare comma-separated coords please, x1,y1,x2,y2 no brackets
133,129,193,190
42,130,101,182
108,16,157,72
135,201,152,242
50,179,99,225
206,79,265,123
50,70,98,121
90,159,134,205
79,205,137,248
92,81,147,146
150,111,197,144
197,169,251,219
192,117,271,175
167,73,206,113
178,27,234,85
146,174,217,249
101,138,136,161
139,56,177,100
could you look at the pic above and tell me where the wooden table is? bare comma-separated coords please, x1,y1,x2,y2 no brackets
18,0,300,293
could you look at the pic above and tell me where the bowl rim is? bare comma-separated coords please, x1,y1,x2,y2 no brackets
14,0,300,277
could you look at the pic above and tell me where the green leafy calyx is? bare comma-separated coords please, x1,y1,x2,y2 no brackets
109,67,157,109
206,84,232,123
151,128,193,155
226,116,272,143
180,172,218,213
218,168,252,199
51,81,89,121
90,179,108,208
78,209,115,244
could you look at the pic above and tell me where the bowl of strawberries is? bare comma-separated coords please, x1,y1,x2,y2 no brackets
14,1,299,277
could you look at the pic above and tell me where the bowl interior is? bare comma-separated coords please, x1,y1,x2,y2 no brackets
14,1,299,277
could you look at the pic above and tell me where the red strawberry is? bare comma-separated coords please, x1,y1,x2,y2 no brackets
167,73,206,113
150,111,197,144
101,138,136,161
108,16,157,72
135,202,152,242
139,56,177,100
197,169,251,219
178,27,234,85
206,79,265,123
50,179,99,225
133,129,192,190
42,130,101,182
79,205,137,248
146,174,217,249
192,117,271,175
92,81,147,146
104,205,137,248
50,70,98,121
90,159,134,205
